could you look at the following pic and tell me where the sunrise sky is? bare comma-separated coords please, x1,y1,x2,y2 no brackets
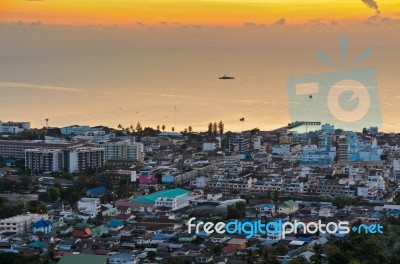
1,0,399,26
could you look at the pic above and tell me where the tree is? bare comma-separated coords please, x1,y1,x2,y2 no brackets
213,245,223,256
289,255,309,264
218,120,224,134
172,127,175,132
212,122,218,135
162,125,166,131
188,126,193,133
48,187,61,202
156,125,160,131
207,122,213,135
164,257,190,264
273,190,280,202
117,124,122,129
147,251,157,261
135,122,143,133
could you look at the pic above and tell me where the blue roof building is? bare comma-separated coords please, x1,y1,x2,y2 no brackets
86,186,107,197
32,219,53,234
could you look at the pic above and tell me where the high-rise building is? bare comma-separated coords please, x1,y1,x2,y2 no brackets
0,140,82,159
228,136,249,154
66,147,105,173
96,139,144,162
25,149,64,173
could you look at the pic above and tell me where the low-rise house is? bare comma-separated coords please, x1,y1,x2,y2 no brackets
92,225,109,237
106,219,124,231
86,186,107,197
319,206,337,217
109,252,136,264
256,203,276,217
72,227,92,238
278,200,299,214
58,253,108,264
32,219,52,234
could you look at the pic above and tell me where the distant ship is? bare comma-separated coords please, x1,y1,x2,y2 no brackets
219,74,235,80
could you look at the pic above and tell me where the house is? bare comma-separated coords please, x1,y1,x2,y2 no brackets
106,219,124,231
207,192,223,201
58,254,108,264
32,219,52,234
307,237,329,250
194,252,214,263
226,238,247,250
178,234,197,243
58,226,73,235
58,238,80,250
92,225,109,237
278,200,299,214
256,203,276,216
72,227,92,238
86,186,107,197
318,206,337,217
109,252,136,264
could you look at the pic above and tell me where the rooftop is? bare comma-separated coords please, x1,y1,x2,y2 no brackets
131,188,189,203
58,254,108,264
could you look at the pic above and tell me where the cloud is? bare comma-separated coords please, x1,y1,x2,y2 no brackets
0,82,83,92
362,0,380,14
275,18,286,26
243,22,265,28
331,21,339,26
136,21,144,26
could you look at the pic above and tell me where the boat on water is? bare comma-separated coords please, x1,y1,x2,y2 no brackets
219,74,235,79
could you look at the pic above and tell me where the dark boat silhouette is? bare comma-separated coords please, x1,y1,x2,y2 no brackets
219,74,235,80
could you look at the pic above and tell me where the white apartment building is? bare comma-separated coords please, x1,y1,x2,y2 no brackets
0,121,30,134
67,147,105,173
96,139,144,162
368,175,386,191
0,214,47,233
155,196,190,211
253,136,262,150
393,160,400,182
77,198,101,218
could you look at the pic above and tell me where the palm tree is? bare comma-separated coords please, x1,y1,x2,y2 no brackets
156,125,160,131
171,127,175,132
117,124,122,129
188,126,193,133
162,125,166,131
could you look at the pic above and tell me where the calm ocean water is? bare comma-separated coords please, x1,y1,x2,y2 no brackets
0,46,399,132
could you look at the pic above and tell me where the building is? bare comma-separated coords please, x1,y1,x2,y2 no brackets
203,138,219,152
109,252,136,264
96,139,144,162
0,214,47,233
77,198,101,218
58,254,108,264
228,136,249,154
0,121,30,134
32,219,53,234
25,148,64,173
131,188,189,212
0,140,82,159
253,136,262,150
66,147,105,173
60,125,104,135
321,123,334,134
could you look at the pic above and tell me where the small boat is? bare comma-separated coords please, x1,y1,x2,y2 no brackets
219,74,235,80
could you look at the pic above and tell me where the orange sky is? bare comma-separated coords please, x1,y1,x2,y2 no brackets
1,0,399,26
